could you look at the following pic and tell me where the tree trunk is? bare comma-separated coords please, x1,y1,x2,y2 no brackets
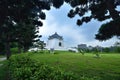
18,43,22,53
5,34,11,59
23,46,28,53
5,41,11,60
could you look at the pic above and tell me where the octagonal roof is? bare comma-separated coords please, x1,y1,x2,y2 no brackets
48,32,63,40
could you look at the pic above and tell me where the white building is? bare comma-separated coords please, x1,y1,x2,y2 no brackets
46,32,66,50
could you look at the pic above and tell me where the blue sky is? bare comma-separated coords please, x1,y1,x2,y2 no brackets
39,3,119,47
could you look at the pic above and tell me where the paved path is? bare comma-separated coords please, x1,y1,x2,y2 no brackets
0,57,6,66
0,57,6,61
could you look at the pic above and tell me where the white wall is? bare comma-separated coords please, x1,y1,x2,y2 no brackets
46,38,67,50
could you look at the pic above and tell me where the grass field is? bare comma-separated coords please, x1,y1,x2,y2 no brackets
0,51,120,80
31,51,120,80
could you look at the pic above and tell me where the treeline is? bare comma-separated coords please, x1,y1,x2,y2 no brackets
78,46,120,53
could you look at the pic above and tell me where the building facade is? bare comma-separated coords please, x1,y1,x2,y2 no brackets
78,44,87,49
46,32,66,50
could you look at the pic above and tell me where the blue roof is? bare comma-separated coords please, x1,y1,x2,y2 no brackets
48,32,63,40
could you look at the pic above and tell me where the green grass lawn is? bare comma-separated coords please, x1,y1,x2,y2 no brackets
31,51,120,80
0,51,120,80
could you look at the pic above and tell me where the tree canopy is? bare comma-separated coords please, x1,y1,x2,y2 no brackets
62,0,120,41
0,0,51,59
0,0,120,59
49,0,120,41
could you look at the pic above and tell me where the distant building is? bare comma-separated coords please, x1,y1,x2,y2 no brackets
114,41,120,47
94,45,103,52
88,46,93,50
78,44,87,49
46,32,66,50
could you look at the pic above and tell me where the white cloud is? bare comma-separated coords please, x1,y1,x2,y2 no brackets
87,37,118,47
39,12,87,47
39,4,118,47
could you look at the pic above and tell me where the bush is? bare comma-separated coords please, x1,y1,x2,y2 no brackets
114,47,120,53
11,48,19,54
8,54,76,80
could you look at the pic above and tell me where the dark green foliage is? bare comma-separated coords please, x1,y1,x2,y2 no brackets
67,10,75,18
64,0,70,3
89,1,108,21
68,0,87,7
16,22,39,52
39,12,46,20
0,61,7,80
8,54,76,80
103,47,110,53
33,40,46,50
66,0,119,25
0,0,52,59
64,0,120,41
0,41,5,55
77,19,83,26
96,18,120,40
52,0,64,8
11,48,19,54
114,47,120,53
1,0,120,59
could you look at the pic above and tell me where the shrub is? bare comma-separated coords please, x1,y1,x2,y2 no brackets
8,54,76,80
11,48,19,54
114,47,120,53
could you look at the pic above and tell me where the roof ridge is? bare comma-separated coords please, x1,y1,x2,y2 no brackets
48,32,63,40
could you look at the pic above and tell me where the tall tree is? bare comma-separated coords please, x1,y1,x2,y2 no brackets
0,0,51,59
16,22,40,53
1,0,120,59
0,41,5,55
33,40,46,50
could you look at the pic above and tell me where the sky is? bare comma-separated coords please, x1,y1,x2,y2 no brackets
39,3,120,47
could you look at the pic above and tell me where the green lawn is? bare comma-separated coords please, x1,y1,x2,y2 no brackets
0,51,120,80
31,51,120,80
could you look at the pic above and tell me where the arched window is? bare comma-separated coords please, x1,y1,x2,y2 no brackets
59,42,62,47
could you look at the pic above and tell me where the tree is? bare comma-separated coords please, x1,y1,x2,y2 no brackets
16,22,40,53
33,40,46,50
114,41,120,53
95,18,120,40
0,0,51,59
1,0,120,59
59,0,120,41
0,21,15,59
0,41,5,55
